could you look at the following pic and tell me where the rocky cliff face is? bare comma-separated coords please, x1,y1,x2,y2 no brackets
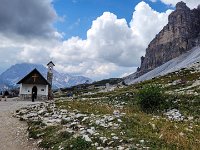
136,1,200,77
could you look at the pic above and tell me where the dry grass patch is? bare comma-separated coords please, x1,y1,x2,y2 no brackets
56,99,115,115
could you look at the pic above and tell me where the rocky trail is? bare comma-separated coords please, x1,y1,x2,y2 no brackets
0,98,40,150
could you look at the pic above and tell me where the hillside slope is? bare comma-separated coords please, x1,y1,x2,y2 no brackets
125,46,200,85
15,59,200,150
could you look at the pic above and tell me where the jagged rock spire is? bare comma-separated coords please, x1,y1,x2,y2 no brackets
175,1,189,10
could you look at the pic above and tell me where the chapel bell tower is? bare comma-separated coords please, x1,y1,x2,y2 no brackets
47,61,55,100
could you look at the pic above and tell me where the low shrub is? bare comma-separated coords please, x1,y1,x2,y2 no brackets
71,137,92,150
137,84,167,113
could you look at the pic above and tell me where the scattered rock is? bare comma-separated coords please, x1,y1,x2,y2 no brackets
82,134,92,142
14,101,129,149
164,109,184,121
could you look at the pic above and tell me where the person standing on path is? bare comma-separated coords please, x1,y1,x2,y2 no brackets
4,91,9,101
32,92,36,102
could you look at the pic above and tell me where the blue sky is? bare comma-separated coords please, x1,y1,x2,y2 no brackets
53,0,172,39
0,0,198,80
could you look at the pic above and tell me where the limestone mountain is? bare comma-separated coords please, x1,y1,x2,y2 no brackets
136,1,200,78
125,46,200,84
0,63,92,90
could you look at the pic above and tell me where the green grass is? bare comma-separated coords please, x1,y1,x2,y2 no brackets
28,121,94,150
26,98,199,150
56,100,115,115
25,65,200,149
25,100,200,150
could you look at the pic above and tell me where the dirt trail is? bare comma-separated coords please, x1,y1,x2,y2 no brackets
0,98,40,150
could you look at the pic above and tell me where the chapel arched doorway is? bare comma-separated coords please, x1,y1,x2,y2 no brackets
32,86,37,99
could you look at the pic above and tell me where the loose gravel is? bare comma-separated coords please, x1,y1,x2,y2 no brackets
0,98,41,150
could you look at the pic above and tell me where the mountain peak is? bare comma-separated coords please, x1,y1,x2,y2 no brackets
198,4,200,10
135,2,200,79
175,1,189,10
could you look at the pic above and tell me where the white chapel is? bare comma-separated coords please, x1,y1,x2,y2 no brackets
17,61,55,100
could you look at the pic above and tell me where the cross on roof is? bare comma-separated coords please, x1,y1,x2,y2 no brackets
32,74,39,82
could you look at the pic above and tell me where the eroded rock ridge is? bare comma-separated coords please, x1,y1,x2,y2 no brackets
136,2,200,77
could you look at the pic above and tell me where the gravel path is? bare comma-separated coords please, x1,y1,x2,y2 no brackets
0,98,41,150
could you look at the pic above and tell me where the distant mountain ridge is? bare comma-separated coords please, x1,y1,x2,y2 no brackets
0,63,92,90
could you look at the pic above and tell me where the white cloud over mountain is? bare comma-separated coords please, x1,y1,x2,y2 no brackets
0,1,174,79
50,1,172,78
160,0,199,8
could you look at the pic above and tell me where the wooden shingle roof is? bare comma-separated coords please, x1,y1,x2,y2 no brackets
17,68,50,85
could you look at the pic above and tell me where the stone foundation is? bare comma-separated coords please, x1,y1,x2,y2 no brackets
19,94,48,101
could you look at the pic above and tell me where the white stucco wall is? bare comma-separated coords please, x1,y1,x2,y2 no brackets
19,84,48,96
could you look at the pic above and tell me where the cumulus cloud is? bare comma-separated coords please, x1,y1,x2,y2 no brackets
0,1,173,79
0,0,58,38
0,34,58,68
50,1,172,79
160,0,200,8
0,0,60,73
130,2,172,52
86,12,136,66
85,4,172,67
